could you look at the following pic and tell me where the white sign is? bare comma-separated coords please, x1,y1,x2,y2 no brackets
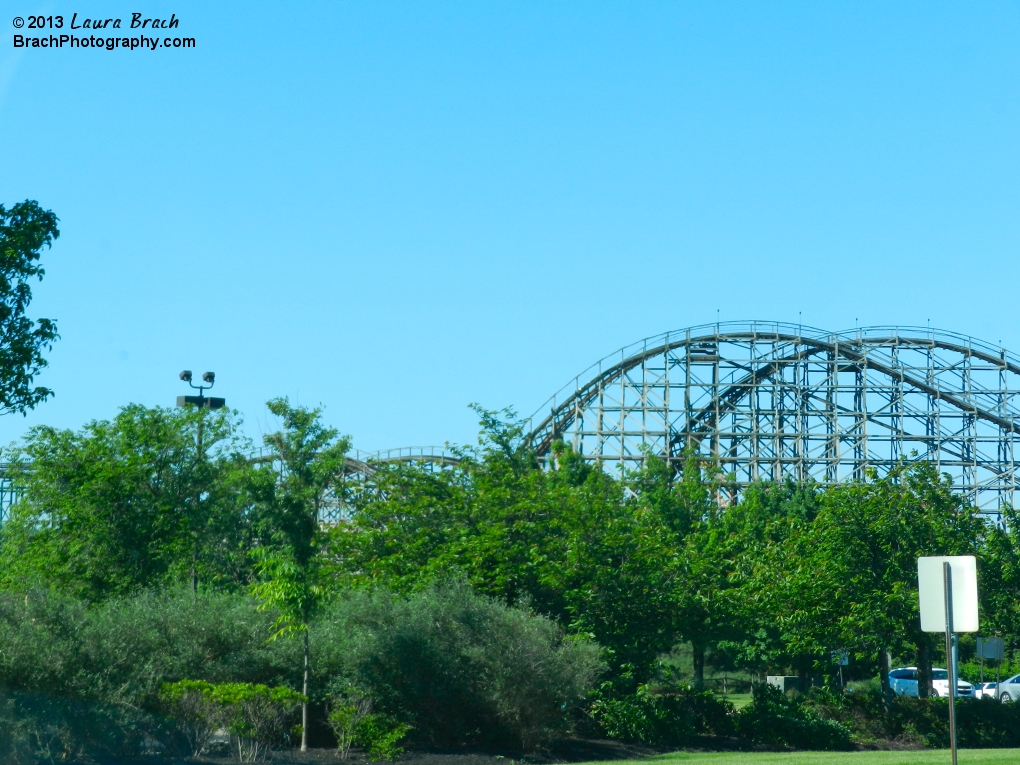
917,556,979,633
978,637,1005,661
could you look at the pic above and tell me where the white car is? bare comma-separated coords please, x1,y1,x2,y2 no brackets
974,682,998,699
997,675,1020,703
888,667,974,698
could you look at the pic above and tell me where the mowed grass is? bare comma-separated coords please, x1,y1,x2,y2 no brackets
583,750,1019,765
719,692,752,710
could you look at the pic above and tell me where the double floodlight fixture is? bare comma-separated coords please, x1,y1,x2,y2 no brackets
176,369,225,410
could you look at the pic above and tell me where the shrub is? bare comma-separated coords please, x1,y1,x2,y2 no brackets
805,686,1020,749
734,683,853,750
590,683,734,745
161,680,305,762
160,680,219,756
884,695,1020,749
0,588,297,759
326,694,412,761
327,693,372,759
206,683,306,762
314,582,604,748
358,715,413,761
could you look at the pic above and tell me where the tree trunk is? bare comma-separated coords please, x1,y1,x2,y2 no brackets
302,629,309,752
692,642,705,689
879,647,892,708
917,639,933,698
798,661,809,694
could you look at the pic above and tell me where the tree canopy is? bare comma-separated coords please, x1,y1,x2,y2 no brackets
0,200,61,415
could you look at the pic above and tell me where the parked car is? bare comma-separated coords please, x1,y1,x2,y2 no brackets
974,682,998,699
997,675,1020,703
888,667,974,698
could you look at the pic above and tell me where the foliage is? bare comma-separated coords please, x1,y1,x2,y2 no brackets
314,582,604,748
334,408,691,682
0,404,252,600
161,680,305,762
589,683,735,745
248,397,351,751
327,693,372,759
207,682,306,762
327,692,413,761
160,680,218,756
357,715,413,762
0,588,296,759
807,463,987,694
806,686,1020,749
0,200,60,415
734,683,853,750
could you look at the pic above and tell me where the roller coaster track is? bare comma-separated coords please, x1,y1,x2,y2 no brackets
524,321,1020,513
3,321,1018,523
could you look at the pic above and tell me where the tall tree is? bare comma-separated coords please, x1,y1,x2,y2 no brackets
0,200,61,414
0,404,248,601
809,462,986,698
248,398,350,752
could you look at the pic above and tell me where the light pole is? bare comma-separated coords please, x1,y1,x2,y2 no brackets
177,370,225,458
176,371,225,593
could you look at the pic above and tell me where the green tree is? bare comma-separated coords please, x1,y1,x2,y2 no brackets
0,404,249,600
0,200,61,414
720,481,829,682
335,408,685,683
248,397,350,751
977,505,1020,656
808,462,987,698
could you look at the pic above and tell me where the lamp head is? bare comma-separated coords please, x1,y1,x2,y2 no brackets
179,370,192,382
202,371,215,384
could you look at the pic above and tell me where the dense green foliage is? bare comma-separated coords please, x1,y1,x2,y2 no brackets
0,588,295,761
0,405,253,600
0,585,599,760
161,680,305,762
733,684,853,751
314,582,604,748
590,685,734,746
0,200,61,415
0,401,1018,757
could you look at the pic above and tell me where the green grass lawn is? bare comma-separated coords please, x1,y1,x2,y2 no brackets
719,692,753,710
584,750,1018,765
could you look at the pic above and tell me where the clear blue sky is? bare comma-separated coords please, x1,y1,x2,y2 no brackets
0,2,1017,451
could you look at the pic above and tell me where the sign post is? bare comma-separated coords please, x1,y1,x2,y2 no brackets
918,556,979,765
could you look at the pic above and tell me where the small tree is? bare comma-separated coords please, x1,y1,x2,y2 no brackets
249,398,350,751
161,681,304,763
160,680,218,757
327,693,372,759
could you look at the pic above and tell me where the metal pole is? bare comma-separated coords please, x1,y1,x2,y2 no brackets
980,640,984,685
944,562,957,765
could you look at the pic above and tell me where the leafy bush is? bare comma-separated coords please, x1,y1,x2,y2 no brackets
161,680,305,762
314,582,604,748
735,683,853,750
209,682,306,762
160,680,219,756
0,589,296,760
327,694,412,762
590,683,734,745
805,686,1020,749
358,715,413,761
328,693,373,759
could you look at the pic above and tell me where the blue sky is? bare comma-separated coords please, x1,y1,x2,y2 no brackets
0,2,1017,451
